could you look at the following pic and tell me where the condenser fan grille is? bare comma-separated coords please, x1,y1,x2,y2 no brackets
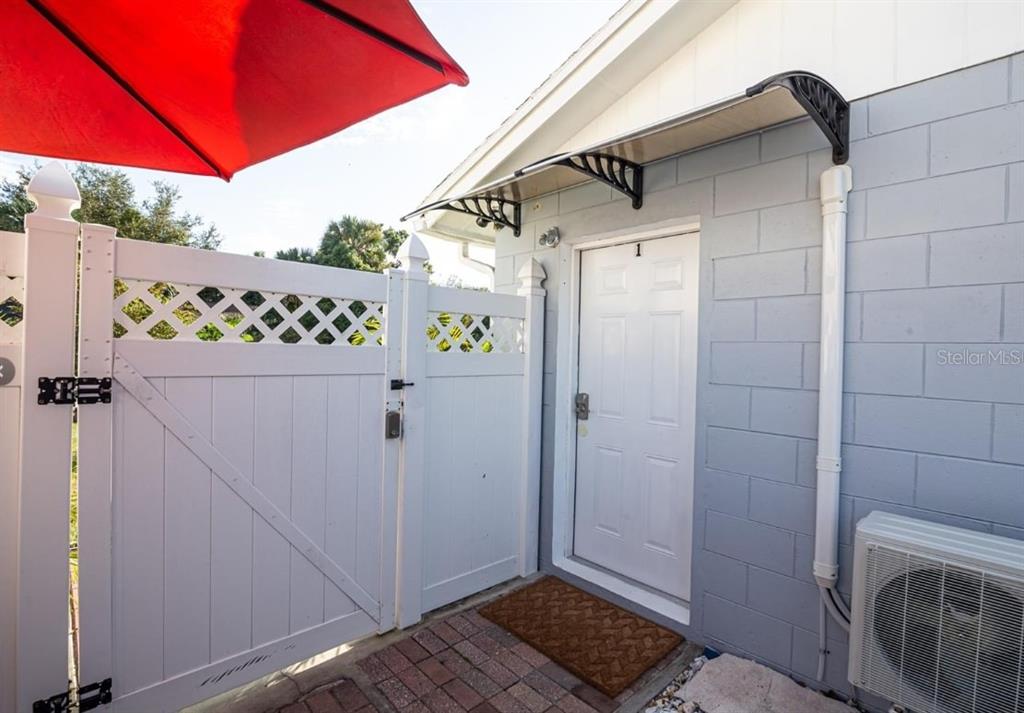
860,546,1024,713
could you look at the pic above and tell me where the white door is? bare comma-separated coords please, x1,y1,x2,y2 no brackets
572,233,699,601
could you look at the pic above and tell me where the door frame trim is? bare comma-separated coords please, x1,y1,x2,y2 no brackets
550,217,699,626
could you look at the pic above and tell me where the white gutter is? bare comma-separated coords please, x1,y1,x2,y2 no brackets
814,165,854,630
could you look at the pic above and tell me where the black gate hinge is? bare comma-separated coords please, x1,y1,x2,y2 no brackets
38,377,112,405
33,677,112,712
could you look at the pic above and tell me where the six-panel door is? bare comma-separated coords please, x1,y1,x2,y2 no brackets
573,233,699,602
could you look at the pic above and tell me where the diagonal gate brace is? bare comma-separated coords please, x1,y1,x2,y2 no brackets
111,352,380,621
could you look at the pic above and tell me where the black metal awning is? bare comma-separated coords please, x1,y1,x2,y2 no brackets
402,71,849,237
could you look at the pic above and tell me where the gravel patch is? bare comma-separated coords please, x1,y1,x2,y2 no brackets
644,656,707,713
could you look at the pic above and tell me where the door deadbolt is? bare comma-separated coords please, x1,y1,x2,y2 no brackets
575,392,590,420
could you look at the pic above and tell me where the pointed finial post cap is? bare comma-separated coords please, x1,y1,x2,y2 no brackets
517,258,546,294
397,233,429,274
27,161,80,219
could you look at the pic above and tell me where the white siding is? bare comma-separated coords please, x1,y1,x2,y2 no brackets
562,0,1024,151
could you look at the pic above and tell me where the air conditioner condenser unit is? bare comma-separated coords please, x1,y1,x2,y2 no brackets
849,511,1024,713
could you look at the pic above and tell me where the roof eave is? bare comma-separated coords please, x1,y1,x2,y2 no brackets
415,0,739,238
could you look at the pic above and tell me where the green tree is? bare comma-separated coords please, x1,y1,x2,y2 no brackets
0,163,220,249
274,246,318,263
0,168,35,232
276,216,407,273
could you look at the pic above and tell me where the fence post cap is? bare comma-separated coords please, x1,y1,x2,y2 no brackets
517,258,546,292
27,161,80,219
397,233,429,274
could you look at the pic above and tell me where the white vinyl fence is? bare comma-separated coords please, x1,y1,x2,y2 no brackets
0,228,28,713
1,163,545,713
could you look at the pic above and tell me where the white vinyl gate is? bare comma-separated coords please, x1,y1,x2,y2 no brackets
0,163,545,713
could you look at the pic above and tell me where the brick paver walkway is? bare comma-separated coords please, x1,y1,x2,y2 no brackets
275,600,688,713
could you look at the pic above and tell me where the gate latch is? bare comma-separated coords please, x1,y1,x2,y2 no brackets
33,677,112,712
38,377,112,405
385,410,402,439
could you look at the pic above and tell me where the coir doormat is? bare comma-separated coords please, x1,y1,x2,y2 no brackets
478,576,682,697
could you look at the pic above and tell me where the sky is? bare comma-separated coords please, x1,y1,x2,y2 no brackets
0,0,623,288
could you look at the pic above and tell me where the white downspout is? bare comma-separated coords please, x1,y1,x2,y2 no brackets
814,165,853,630
456,241,495,285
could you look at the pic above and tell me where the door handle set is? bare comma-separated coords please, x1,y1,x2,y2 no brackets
575,392,589,420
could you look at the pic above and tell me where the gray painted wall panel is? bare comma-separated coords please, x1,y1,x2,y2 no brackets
705,210,759,258
929,103,1023,175
747,479,816,535
928,223,1024,286
713,250,807,299
846,236,928,292
756,295,820,341
677,135,760,184
1010,163,1024,223
864,167,1006,239
861,285,1003,342
760,199,821,252
706,427,798,482
703,470,750,517
702,594,792,668
699,551,747,604
710,300,756,341
866,58,1009,134
746,566,821,631
844,343,924,396
1005,284,1024,341
711,342,804,388
854,394,993,459
705,384,751,428
838,445,917,504
714,156,807,215
705,512,795,575
749,388,818,439
915,455,1024,527
847,126,929,189
761,119,831,162
993,405,1024,464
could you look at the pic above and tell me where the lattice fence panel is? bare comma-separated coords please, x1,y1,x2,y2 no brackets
426,312,523,353
112,278,384,346
0,273,25,345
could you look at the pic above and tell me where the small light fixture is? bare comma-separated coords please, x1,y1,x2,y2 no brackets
538,226,560,248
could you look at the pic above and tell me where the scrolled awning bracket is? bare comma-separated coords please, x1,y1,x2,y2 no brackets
557,152,643,209
747,71,849,164
441,195,521,237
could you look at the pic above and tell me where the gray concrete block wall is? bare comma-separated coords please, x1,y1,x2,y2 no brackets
491,53,1023,705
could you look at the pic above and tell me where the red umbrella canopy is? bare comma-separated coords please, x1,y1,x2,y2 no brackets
1,0,468,179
